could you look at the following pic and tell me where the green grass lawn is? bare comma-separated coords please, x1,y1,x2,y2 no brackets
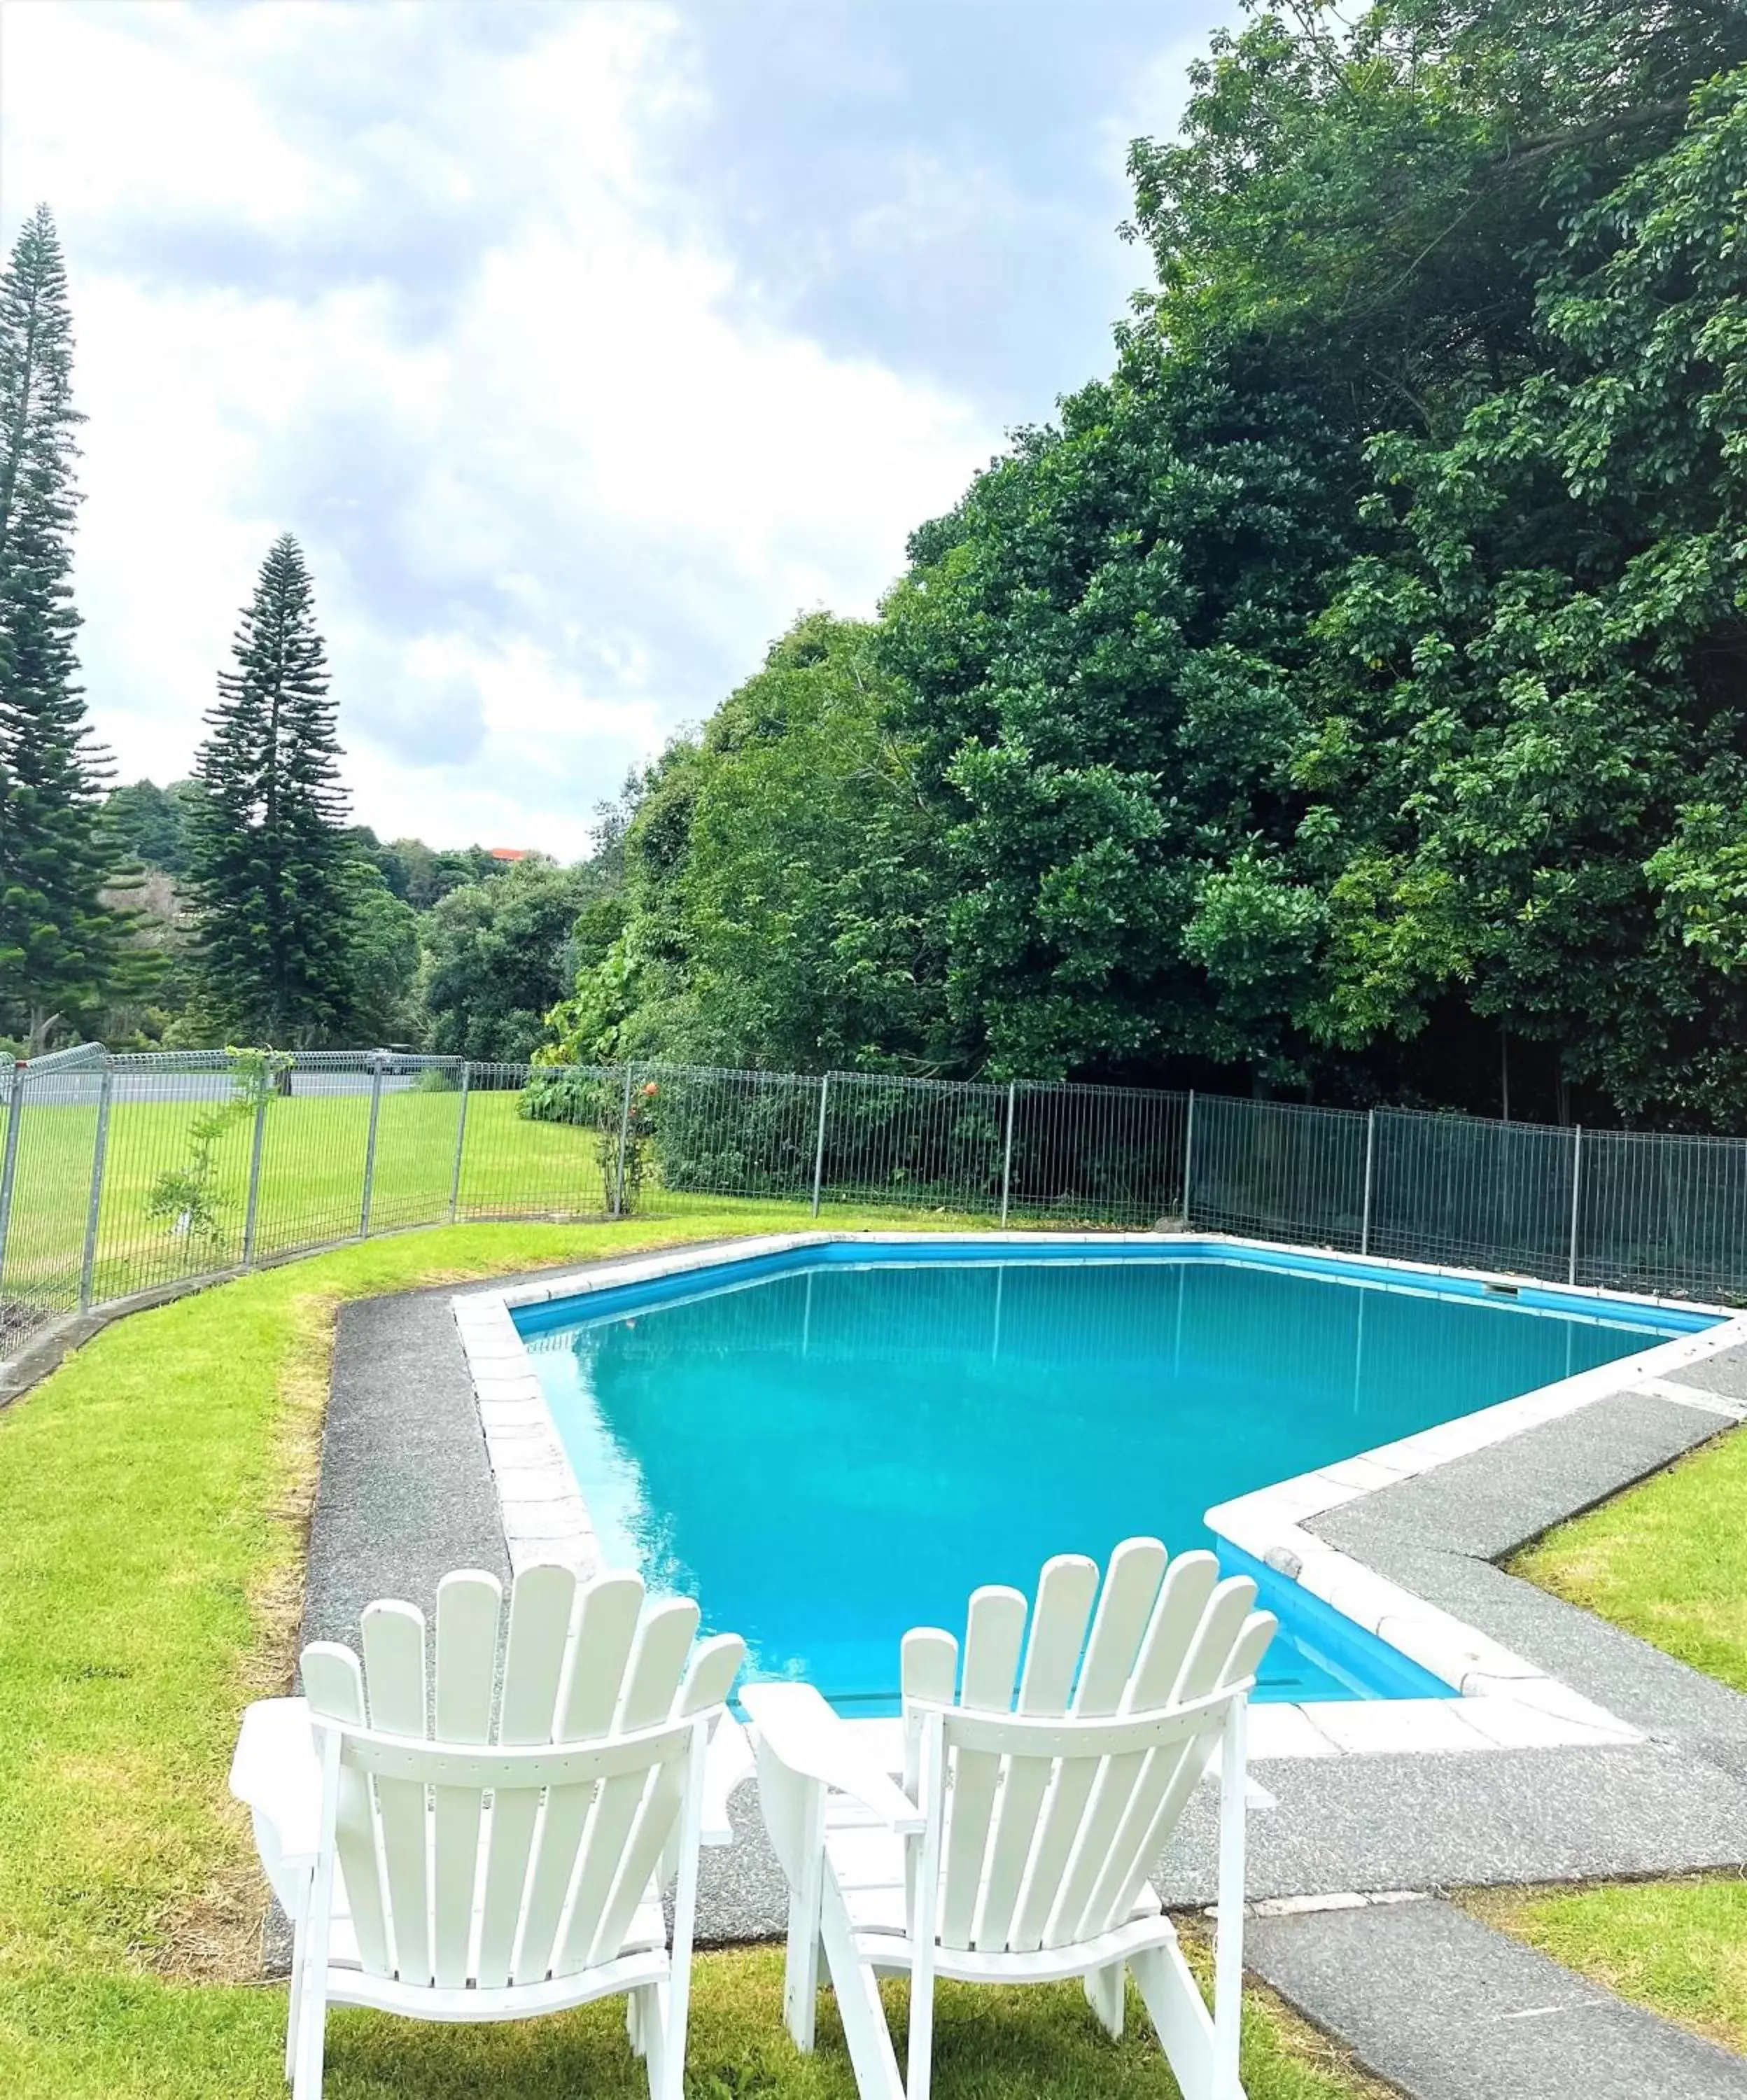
1,1087,627,1316
1482,1422,1747,2052
1510,1418,1747,1694
1,1080,1006,1324
1469,1877,1747,2054
0,1209,1380,2099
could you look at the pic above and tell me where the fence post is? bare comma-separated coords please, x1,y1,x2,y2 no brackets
1360,1108,1377,1258
999,1081,1017,1228
0,1061,27,1312
78,1060,115,1313
613,1065,634,1217
448,1062,471,1222
811,1073,831,1218
1181,1089,1197,1230
1568,1124,1584,1286
241,1074,269,1266
358,1054,385,1238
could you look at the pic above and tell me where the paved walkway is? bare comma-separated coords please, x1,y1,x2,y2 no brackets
1249,1898,1747,2100
302,1282,512,1651
1311,1382,1747,1756
302,1257,1747,2095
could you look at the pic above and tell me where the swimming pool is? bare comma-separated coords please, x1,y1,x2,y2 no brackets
513,1242,1711,1712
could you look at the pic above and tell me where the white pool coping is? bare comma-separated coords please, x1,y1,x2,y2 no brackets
451,1229,1747,1762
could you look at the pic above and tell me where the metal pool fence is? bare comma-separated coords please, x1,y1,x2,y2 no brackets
0,1042,1741,1362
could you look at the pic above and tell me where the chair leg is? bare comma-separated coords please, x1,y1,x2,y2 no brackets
781,1861,825,2050
820,1877,906,2100
283,1871,313,2082
905,1959,936,2100
1084,1961,1125,2039
283,1939,303,2082
1213,1697,1249,2100
627,1984,646,2059
289,1966,328,2100
656,1974,694,2100
1134,1940,1233,2100
640,1981,671,2100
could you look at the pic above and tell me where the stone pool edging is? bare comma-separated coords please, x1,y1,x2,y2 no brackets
1204,1282,1747,1755
452,1233,832,1576
449,1228,1747,1764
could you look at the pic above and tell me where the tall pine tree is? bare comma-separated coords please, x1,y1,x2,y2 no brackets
0,204,127,1045
190,535,356,1044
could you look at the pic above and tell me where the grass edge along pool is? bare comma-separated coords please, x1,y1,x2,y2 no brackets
514,1239,1713,1712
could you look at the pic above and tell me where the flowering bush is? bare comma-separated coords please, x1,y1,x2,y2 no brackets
519,1069,659,1212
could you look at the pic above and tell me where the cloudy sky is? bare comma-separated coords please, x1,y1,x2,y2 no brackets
3,0,1237,858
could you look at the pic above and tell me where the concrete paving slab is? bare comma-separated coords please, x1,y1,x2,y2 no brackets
1695,1736,1747,1787
1667,1344,1747,1405
1310,1391,1727,1564
302,1290,510,1655
687,1737,1747,1942
1248,1898,1747,2100
1151,1744,1747,1908
1310,1526,1747,1744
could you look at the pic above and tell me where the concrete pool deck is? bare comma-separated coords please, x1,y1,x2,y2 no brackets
300,1241,1747,2097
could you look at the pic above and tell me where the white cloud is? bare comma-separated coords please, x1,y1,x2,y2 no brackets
1,0,998,858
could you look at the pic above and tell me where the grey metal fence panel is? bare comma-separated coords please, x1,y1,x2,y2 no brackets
1575,1128,1747,1303
359,1054,465,1235
1368,1110,1578,1279
250,1052,379,1259
97,1056,254,1296
457,1061,616,1220
1189,1096,1369,1250
9,1038,1747,1369
1006,1083,1189,1227
818,1071,1006,1218
0,1059,104,1352
636,1063,824,1215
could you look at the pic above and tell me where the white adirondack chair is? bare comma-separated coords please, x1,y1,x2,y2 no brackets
229,1563,746,2100
743,1539,1277,2100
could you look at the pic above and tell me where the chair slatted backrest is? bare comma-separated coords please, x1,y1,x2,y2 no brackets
899,1539,1275,1956
301,1564,743,1990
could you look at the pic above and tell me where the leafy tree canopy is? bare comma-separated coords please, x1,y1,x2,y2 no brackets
103,777,206,877
419,853,597,1064
543,614,958,1073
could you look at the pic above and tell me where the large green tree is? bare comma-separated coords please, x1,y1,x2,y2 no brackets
342,862,421,1045
880,343,1356,1084
543,0,1747,1129
0,204,130,1042
1305,69,1747,1124
188,535,356,1044
545,615,957,1072
103,777,206,876
419,854,594,1063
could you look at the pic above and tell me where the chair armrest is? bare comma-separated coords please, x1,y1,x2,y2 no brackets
741,1683,926,1835
230,1697,322,1865
701,1714,754,1847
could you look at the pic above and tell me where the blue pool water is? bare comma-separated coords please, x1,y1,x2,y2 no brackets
516,1244,1710,1710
